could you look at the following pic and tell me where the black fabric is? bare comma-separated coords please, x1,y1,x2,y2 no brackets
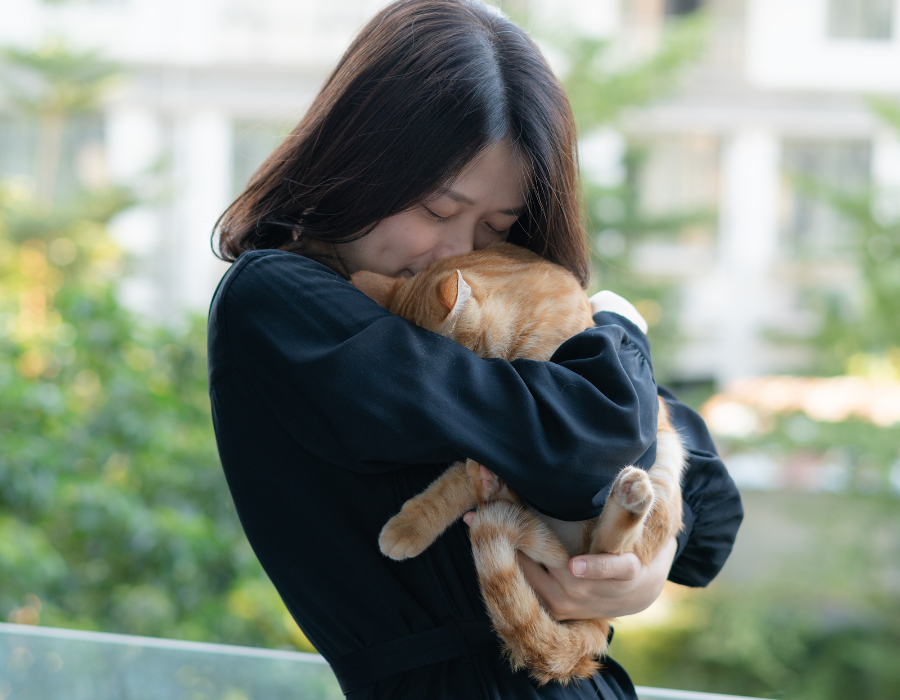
330,620,500,693
207,250,743,699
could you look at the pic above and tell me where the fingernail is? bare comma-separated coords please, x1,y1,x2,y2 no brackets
463,513,475,526
572,559,586,577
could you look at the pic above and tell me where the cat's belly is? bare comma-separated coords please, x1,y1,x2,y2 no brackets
536,513,589,557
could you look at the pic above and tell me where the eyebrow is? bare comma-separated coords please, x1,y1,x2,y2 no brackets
439,188,527,217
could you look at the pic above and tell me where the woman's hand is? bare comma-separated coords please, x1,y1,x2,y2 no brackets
517,536,677,621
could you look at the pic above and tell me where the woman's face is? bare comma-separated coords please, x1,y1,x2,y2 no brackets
336,141,528,278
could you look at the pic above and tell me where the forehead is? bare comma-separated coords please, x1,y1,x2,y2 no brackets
440,141,529,208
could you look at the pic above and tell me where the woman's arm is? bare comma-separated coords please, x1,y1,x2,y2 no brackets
208,250,659,522
511,387,743,618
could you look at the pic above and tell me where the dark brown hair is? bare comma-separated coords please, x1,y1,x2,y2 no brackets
215,0,590,286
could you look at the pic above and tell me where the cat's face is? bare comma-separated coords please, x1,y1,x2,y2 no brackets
352,243,593,362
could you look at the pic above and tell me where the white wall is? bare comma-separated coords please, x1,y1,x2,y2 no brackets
715,128,781,382
746,0,900,92
5,0,389,70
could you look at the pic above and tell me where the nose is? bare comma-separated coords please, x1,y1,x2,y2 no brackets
430,220,478,261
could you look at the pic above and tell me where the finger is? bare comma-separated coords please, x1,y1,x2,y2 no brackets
462,511,475,526
570,553,641,581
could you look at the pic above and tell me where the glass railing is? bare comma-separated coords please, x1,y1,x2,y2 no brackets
0,622,762,700
635,689,764,700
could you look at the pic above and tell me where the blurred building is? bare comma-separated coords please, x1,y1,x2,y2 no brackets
612,0,900,384
1,0,388,318
2,0,899,384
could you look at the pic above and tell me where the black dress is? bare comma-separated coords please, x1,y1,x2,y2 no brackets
207,250,743,699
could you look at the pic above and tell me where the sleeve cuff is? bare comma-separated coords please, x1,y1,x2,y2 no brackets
591,311,654,370
672,500,695,567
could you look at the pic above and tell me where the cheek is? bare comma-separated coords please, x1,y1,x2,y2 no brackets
383,220,443,266
397,222,439,256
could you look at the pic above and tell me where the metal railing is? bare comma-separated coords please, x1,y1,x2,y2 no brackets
0,622,763,700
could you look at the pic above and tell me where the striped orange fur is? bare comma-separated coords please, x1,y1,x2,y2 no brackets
352,243,686,685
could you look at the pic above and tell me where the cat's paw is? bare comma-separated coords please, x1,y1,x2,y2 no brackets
478,464,505,500
611,466,654,515
379,517,432,561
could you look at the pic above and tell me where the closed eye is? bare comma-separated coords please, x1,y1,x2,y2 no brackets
422,206,449,222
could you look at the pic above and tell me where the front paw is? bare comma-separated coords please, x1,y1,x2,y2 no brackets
612,466,654,516
379,516,432,561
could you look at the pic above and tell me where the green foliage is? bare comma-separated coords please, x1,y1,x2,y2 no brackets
580,145,715,380
719,413,900,496
0,179,312,651
795,101,900,374
1,42,120,201
617,589,900,700
550,14,713,380
0,42,118,116
556,32,900,697
0,44,314,653
870,96,900,133
613,491,900,700
563,14,709,132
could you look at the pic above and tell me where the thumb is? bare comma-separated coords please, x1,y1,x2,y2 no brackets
570,553,640,580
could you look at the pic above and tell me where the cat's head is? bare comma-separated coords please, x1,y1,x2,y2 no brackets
351,243,593,361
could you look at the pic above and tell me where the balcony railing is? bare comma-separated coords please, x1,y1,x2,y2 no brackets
0,622,763,700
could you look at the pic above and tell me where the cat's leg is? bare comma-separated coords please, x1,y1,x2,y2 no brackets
466,459,519,506
469,501,609,685
379,461,476,560
589,465,655,556
632,400,687,563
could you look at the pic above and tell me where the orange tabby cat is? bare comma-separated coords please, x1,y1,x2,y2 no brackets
351,243,685,685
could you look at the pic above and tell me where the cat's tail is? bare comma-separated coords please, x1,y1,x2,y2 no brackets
469,501,610,685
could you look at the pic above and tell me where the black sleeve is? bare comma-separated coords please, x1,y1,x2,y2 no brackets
658,386,744,587
207,250,659,522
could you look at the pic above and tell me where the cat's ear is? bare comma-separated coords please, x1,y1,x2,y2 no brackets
350,271,405,309
438,270,472,321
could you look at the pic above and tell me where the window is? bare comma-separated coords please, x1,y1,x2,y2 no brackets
827,0,894,41
665,0,703,16
0,114,105,197
637,134,720,229
780,140,871,257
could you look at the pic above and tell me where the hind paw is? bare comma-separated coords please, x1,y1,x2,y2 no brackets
612,466,654,515
378,517,431,561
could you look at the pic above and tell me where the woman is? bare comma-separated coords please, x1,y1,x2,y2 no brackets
207,1,742,698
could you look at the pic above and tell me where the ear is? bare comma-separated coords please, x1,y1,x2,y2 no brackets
437,270,472,321
350,271,405,309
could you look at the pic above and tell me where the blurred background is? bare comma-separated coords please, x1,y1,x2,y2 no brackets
1,0,899,698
